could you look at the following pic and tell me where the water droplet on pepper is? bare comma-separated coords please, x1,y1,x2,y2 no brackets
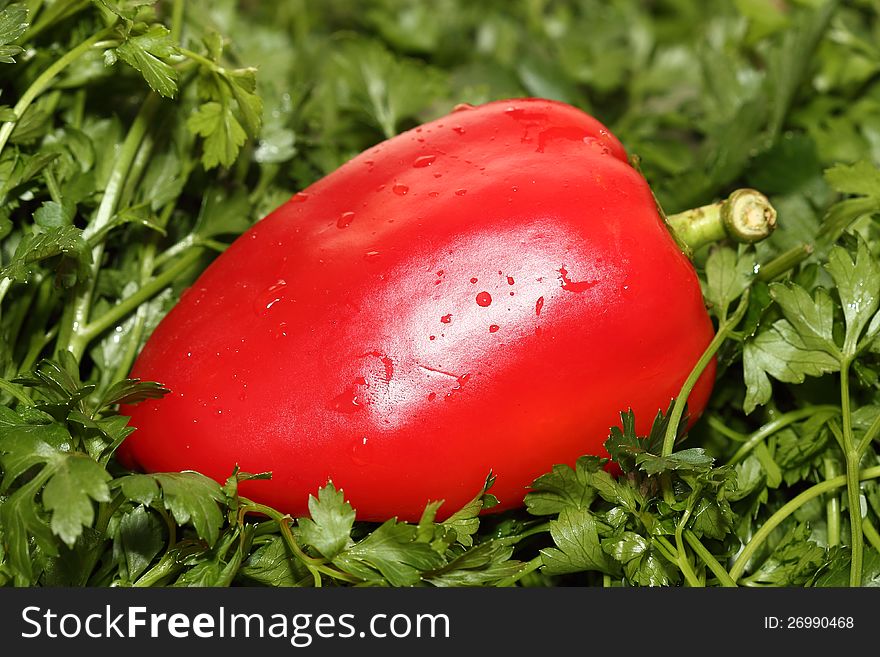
413,155,437,168
337,211,355,229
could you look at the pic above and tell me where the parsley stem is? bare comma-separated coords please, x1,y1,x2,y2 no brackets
510,521,551,542
756,243,813,282
43,167,62,204
1,273,45,346
661,290,751,507
729,465,880,583
22,0,91,43
241,502,362,585
662,291,751,461
19,325,57,375
109,300,148,385
0,278,10,314
856,409,880,456
0,27,114,158
155,506,177,560
249,163,281,207
863,518,880,555
839,359,864,587
496,556,543,587
133,551,181,587
72,494,128,586
61,92,164,358
177,47,222,72
727,405,839,466
824,458,841,548
0,378,32,406
683,531,737,587
108,202,180,385
674,505,703,587
170,0,185,43
77,246,203,346
277,518,361,585
706,415,747,442
652,535,683,570
152,233,201,269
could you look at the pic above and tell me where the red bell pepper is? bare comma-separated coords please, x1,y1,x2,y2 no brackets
119,98,771,521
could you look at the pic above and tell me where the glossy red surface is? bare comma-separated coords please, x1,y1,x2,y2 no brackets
119,98,716,521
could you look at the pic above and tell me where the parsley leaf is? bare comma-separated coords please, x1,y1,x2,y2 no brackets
824,236,880,356
42,454,111,547
333,519,446,586
1,225,92,286
744,522,828,586
539,507,617,576
187,101,247,170
0,406,110,577
438,473,498,547
296,481,355,560
525,456,604,515
0,3,28,64
112,504,166,583
604,404,688,475
703,246,756,322
237,535,307,587
113,25,179,98
116,471,225,546
820,160,880,245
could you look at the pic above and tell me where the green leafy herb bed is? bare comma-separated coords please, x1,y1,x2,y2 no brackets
1,0,879,587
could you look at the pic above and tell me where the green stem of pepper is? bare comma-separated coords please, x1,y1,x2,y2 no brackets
666,189,777,254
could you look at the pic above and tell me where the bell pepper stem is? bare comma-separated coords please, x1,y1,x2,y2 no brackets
666,189,778,254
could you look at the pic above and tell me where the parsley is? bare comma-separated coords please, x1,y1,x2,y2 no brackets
0,3,27,65
1,0,880,589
